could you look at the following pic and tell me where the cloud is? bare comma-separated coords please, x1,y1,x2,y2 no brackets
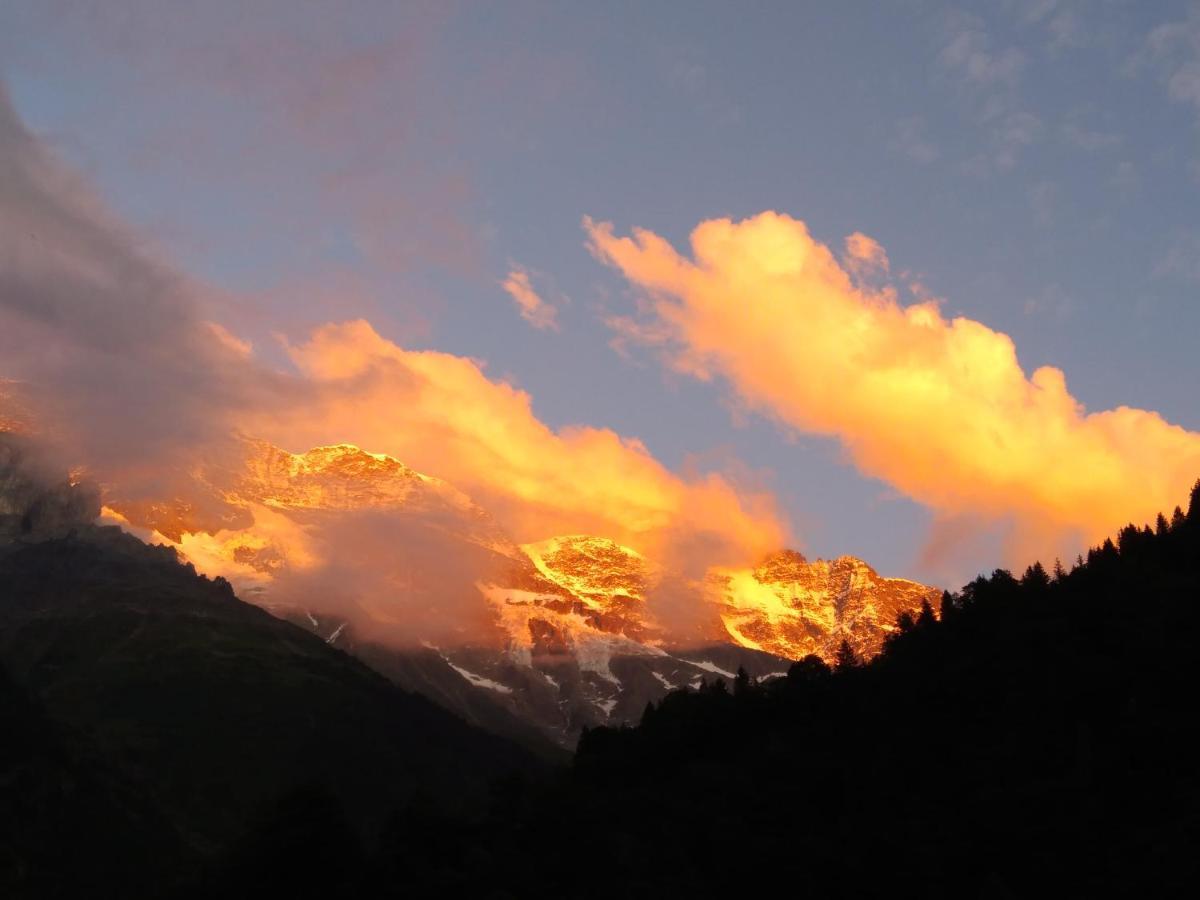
256,320,787,568
1109,160,1140,197
0,83,276,493
3,3,481,284
940,17,1025,90
891,116,940,165
1060,121,1121,152
586,211,1200,568
1153,230,1200,284
1145,12,1200,115
842,232,890,281
1029,180,1058,227
1,87,788,648
1021,0,1087,52
1139,7,1200,181
938,12,1040,172
501,267,559,331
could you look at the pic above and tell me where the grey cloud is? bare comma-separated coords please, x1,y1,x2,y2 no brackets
0,84,284,494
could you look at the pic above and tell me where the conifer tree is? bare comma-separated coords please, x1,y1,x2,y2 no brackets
833,639,860,672
1021,561,1049,589
1172,506,1187,531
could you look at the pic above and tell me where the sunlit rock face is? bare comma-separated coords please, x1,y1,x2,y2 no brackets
228,439,524,574
110,438,516,548
108,438,522,576
521,535,655,639
237,440,480,516
715,550,940,661
103,436,938,746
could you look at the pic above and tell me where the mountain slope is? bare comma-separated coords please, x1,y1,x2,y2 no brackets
103,437,940,747
0,662,187,899
246,482,1200,898
714,550,941,660
0,518,543,892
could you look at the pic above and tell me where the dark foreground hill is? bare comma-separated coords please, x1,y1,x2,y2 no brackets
4,428,1200,897
250,482,1198,898
0,525,544,898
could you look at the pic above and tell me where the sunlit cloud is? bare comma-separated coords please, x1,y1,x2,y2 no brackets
261,319,787,567
501,266,559,331
2,82,790,645
586,211,1200,567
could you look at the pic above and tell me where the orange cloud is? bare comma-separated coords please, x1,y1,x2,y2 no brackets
586,211,1200,565
246,319,787,570
501,267,559,330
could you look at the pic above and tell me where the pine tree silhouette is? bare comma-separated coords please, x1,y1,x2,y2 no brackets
916,599,937,627
833,639,860,672
734,666,753,697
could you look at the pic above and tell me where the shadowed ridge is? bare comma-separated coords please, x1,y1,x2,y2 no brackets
0,522,548,891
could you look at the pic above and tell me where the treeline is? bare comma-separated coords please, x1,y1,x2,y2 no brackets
201,482,1200,897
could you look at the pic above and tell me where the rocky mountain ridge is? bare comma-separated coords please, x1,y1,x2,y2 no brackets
9,432,940,747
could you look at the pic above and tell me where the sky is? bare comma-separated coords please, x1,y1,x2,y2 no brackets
3,0,1200,587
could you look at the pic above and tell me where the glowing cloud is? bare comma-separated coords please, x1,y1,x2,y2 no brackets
1,85,787,646
586,211,1200,564
501,267,559,331
253,319,786,569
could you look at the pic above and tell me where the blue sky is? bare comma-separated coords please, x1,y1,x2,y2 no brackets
4,1,1200,584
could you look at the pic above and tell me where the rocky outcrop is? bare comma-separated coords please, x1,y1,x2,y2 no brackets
0,434,99,540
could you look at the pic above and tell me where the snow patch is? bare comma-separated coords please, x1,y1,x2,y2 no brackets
652,671,676,691
680,658,736,679
478,581,666,677
445,661,513,694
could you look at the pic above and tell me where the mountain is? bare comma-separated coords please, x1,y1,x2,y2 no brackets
281,482,1200,898
521,534,656,638
104,437,940,747
0,660,187,899
0,440,544,895
107,436,519,559
713,550,942,661
12,426,1196,894
1,435,99,540
290,598,793,749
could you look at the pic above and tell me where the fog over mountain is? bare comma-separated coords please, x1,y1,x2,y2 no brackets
94,435,932,744
7,4,1200,895
0,84,939,747
0,86,794,664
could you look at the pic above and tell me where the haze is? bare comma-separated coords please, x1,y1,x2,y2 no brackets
4,0,1200,598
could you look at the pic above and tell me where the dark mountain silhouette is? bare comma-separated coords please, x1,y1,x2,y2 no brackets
0,662,191,898
5,423,1200,897
104,437,926,747
0,519,543,897
273,479,1198,898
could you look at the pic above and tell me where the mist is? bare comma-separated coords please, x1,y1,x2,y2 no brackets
0,83,786,650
